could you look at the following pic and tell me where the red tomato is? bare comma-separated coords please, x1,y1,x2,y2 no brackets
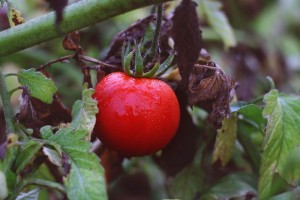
93,72,180,156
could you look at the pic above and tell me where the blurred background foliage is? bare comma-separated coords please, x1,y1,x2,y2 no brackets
1,0,299,107
0,0,300,199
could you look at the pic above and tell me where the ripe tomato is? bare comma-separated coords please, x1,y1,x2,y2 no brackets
93,72,180,156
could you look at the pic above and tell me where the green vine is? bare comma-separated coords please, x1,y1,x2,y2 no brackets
0,0,173,57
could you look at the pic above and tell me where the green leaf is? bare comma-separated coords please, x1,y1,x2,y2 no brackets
258,90,300,199
18,69,57,104
169,164,205,200
40,126,54,140
14,140,42,174
46,86,106,200
16,189,39,200
1,141,18,173
237,121,261,173
230,101,249,112
42,147,62,167
202,173,257,200
0,170,8,200
212,113,237,166
199,0,237,48
1,144,18,195
49,127,107,200
280,147,300,186
70,85,98,141
238,104,266,129
270,188,300,200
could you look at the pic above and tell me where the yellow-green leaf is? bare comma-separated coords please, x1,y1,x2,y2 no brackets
258,89,300,199
212,113,237,166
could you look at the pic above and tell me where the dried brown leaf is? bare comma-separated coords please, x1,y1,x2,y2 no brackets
188,62,235,128
104,15,155,66
17,88,71,136
63,31,82,53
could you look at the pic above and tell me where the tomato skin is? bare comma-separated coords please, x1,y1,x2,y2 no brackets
93,72,180,156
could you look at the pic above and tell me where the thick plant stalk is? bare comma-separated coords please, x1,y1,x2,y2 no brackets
0,0,173,57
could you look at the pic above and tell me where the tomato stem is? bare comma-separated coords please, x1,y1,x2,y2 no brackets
134,44,144,77
143,3,163,66
121,3,174,78
143,62,160,78
154,54,174,76
124,51,134,76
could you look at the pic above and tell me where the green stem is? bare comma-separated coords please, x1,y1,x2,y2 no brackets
266,76,275,90
0,68,15,134
143,3,163,65
4,73,18,77
248,95,264,104
0,0,173,57
26,178,66,193
8,87,21,97
9,178,66,200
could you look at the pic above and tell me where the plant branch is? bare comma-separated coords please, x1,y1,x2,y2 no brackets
0,67,15,135
37,55,73,71
8,86,22,97
0,0,173,57
78,55,119,69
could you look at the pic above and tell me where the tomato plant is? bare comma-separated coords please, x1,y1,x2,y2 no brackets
93,72,180,156
1,0,300,199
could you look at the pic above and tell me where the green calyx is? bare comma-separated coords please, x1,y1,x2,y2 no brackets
122,43,174,78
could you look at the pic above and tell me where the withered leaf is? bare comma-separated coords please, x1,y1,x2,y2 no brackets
172,0,203,89
8,8,25,27
104,15,155,66
63,31,82,53
188,63,235,128
17,88,71,136
63,31,93,87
